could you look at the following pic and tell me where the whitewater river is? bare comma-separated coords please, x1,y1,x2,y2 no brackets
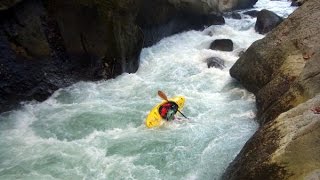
0,1,296,179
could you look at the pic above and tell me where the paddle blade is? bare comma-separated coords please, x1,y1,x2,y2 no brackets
158,90,168,101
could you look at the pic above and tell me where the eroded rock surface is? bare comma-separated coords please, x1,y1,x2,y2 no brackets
224,0,320,179
230,0,320,124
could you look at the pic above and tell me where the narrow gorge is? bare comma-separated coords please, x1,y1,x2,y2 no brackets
1,0,319,179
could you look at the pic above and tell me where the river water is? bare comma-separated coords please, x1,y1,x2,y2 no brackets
0,1,296,179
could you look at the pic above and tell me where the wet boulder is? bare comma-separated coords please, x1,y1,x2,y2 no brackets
291,0,305,6
206,13,225,25
255,9,283,34
210,39,233,51
206,57,225,69
243,10,259,17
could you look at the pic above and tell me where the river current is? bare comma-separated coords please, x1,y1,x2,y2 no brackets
0,1,296,179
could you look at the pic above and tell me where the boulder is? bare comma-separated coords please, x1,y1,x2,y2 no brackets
223,95,320,180
243,10,259,17
206,57,225,69
255,9,283,34
206,13,225,25
210,39,233,51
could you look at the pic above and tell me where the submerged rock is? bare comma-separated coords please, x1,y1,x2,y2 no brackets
210,39,233,51
255,9,283,34
206,57,225,69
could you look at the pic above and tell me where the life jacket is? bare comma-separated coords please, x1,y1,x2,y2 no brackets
159,102,178,121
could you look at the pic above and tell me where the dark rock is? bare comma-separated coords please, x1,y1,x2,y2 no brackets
0,0,144,113
139,11,224,47
224,12,242,19
243,10,259,17
237,50,245,57
0,0,257,113
210,39,233,51
206,13,225,25
2,0,50,58
235,0,259,10
0,0,23,10
255,9,283,34
168,0,258,13
206,57,225,69
46,0,143,74
291,0,305,6
137,0,225,47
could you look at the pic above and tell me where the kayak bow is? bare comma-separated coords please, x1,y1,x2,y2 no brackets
145,96,185,128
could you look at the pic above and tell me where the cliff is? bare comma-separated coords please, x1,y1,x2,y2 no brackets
224,0,320,179
0,0,257,112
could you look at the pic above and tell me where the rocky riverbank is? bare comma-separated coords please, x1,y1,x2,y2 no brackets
224,0,320,179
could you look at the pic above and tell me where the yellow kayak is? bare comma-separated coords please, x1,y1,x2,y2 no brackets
145,96,185,128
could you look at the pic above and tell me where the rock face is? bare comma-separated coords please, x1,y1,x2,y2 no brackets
0,0,144,112
0,0,259,112
225,0,320,179
168,0,258,14
230,0,320,124
255,9,283,34
137,0,259,47
137,0,225,47
223,95,320,180
0,0,23,10
210,39,233,51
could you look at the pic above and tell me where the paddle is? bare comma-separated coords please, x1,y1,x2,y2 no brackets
157,90,188,119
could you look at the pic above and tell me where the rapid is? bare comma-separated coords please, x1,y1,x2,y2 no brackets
0,1,296,179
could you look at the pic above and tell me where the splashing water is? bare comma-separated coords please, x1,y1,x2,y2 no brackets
0,1,296,180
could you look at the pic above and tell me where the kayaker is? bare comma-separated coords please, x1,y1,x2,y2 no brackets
159,102,178,121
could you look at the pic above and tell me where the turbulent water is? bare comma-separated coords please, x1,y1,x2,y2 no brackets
0,1,296,180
